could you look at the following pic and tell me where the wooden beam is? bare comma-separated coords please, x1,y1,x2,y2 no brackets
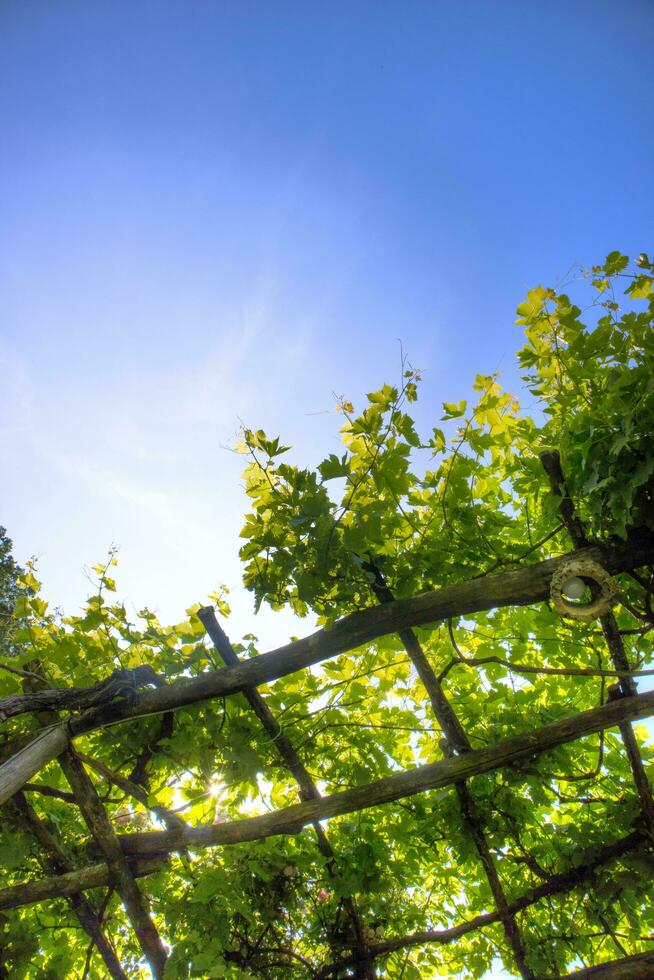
0,858,163,911
0,723,69,805
113,689,654,859
558,950,654,978
59,750,169,979
2,532,652,802
70,531,654,734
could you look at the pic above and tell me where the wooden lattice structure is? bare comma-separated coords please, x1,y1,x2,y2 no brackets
1,452,654,979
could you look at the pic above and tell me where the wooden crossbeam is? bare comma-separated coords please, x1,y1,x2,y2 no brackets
2,531,652,804
103,689,654,859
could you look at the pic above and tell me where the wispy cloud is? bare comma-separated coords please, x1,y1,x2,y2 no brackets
0,347,33,439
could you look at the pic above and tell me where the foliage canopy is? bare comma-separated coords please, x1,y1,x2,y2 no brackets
1,252,653,979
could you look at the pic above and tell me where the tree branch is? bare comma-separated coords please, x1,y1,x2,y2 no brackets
128,712,174,788
316,830,645,975
23,782,77,803
76,751,189,835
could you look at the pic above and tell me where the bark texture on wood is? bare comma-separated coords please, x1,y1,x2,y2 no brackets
111,690,654,859
557,949,654,979
0,858,163,911
59,749,169,980
0,666,163,723
3,827,642,970
0,723,69,805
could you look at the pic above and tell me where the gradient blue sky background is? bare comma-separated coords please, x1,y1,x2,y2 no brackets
2,1,654,649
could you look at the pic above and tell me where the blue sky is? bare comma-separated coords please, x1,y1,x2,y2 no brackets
2,0,653,648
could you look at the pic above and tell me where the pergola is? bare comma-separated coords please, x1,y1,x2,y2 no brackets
1,453,653,979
